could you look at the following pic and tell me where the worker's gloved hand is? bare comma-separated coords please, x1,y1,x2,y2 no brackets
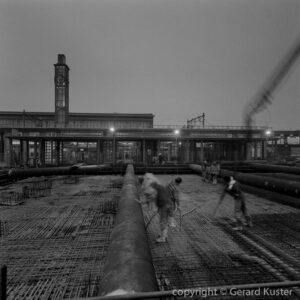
149,202,158,213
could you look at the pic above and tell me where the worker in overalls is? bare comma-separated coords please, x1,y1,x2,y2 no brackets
166,177,182,227
149,181,174,242
213,175,253,230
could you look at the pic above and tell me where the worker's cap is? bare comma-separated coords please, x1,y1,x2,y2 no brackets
138,176,144,184
223,175,232,182
175,177,182,184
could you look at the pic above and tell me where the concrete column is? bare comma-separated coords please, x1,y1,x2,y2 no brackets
40,140,45,166
200,141,204,162
34,141,38,167
96,140,101,164
253,141,258,159
4,136,12,167
112,136,116,164
246,142,253,160
142,139,146,164
21,140,27,166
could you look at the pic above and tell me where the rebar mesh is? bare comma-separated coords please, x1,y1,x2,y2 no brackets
0,178,52,206
1,174,300,300
0,175,122,300
142,174,300,300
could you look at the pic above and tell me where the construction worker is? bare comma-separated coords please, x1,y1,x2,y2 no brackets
138,173,160,212
210,161,220,184
167,177,182,227
201,160,208,182
213,175,253,230
149,181,174,243
138,174,182,242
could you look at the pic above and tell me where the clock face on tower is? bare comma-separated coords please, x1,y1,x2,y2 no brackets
56,75,65,85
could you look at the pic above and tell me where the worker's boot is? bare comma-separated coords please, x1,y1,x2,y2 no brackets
232,225,243,231
169,217,176,228
232,219,243,231
156,228,168,243
245,216,253,228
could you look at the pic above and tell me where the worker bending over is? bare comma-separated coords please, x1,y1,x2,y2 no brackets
213,175,253,231
139,174,182,243
166,177,182,227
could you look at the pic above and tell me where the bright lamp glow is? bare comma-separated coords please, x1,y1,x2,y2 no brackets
265,129,272,136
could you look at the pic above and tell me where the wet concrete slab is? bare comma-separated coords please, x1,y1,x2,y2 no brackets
0,173,299,299
142,174,300,295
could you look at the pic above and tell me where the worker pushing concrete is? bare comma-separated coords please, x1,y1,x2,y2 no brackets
213,175,253,231
139,173,182,242
138,173,160,212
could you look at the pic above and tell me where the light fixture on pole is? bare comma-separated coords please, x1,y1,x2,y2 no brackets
265,129,272,160
174,129,180,173
110,127,116,164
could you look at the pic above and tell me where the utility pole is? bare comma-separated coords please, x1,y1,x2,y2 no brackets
187,113,205,128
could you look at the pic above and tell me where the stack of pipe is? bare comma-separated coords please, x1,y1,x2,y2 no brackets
248,163,300,175
189,164,300,208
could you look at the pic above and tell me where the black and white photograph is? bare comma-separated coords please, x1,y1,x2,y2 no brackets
0,0,299,299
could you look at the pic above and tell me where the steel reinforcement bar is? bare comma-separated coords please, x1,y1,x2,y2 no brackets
98,164,158,296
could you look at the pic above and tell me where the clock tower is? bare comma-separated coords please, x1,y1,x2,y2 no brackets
54,54,69,126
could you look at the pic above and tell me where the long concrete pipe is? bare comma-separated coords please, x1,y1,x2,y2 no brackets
8,164,112,180
98,164,158,296
242,184,300,208
189,164,300,201
221,170,300,199
248,163,300,175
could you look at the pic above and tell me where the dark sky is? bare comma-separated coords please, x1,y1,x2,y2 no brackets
0,0,299,129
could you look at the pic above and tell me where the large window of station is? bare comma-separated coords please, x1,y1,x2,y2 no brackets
103,141,113,163
116,141,142,163
194,141,246,162
12,139,21,167
62,141,97,164
28,141,41,166
157,141,177,164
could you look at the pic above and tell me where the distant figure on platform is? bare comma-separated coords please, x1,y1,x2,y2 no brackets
158,153,164,165
202,160,209,182
167,177,182,227
213,175,253,230
210,161,220,184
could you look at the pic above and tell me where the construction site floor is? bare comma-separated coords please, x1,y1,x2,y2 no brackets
0,175,123,300
143,174,300,299
0,174,299,300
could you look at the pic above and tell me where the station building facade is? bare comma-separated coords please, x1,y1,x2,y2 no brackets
0,54,268,167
